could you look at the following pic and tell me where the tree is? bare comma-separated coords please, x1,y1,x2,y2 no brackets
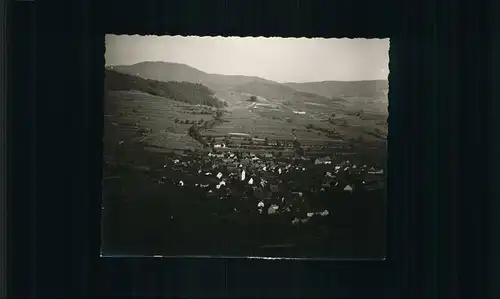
293,139,301,149
215,110,223,120
188,125,200,139
296,146,304,157
328,113,336,124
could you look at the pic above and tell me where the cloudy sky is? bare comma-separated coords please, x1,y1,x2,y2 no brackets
105,35,389,83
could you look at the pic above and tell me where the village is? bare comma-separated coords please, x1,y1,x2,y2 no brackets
101,91,387,256
106,138,385,227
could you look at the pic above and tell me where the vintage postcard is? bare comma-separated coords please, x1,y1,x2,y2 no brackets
101,35,389,259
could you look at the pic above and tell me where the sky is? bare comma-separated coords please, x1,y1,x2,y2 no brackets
105,35,390,83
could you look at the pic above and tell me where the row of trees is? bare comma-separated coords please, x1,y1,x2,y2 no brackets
183,110,213,115
187,124,207,147
247,95,258,102
186,109,227,148
214,110,224,120
305,123,339,137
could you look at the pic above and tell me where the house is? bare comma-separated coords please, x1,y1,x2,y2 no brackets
263,153,273,158
368,169,384,175
315,157,332,165
267,205,279,215
317,210,329,217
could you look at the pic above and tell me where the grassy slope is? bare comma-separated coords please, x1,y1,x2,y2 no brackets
285,80,389,99
103,90,216,156
108,62,386,112
105,69,226,108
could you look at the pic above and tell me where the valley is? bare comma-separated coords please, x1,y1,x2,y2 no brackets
101,61,387,258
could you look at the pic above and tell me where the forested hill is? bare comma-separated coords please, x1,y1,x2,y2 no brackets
105,69,227,108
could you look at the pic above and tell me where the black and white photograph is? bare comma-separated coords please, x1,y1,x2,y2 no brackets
101,35,389,259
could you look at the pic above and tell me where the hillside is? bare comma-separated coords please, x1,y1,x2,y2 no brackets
105,69,227,108
232,81,297,101
108,61,276,92
233,81,346,110
108,61,389,117
284,80,389,99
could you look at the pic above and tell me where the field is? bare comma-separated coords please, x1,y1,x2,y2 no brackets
104,90,217,151
204,90,387,145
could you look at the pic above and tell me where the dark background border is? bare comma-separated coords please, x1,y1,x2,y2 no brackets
9,0,495,297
